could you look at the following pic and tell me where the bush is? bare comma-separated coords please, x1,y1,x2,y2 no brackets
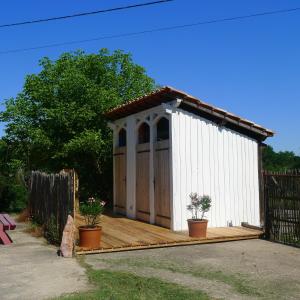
0,175,28,212
187,193,212,220
80,197,105,227
44,215,60,245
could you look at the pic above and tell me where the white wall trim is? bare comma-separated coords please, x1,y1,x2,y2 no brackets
168,113,175,230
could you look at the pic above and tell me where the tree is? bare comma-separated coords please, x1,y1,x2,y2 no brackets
0,139,27,212
263,145,300,171
1,49,156,205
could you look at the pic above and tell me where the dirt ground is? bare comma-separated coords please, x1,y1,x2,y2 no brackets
0,223,89,300
86,239,300,300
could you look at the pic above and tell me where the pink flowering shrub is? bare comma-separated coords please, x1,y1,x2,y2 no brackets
80,197,106,227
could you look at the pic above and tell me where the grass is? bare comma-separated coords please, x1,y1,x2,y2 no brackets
100,257,262,297
15,208,30,222
279,233,300,247
24,220,44,238
59,262,211,300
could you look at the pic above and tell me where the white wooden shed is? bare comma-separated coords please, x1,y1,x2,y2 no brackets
106,86,274,231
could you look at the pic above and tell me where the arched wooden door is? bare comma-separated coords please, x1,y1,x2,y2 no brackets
136,123,150,222
154,118,171,228
114,129,127,215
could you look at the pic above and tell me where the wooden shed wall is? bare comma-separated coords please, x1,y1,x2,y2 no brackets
171,109,260,230
112,105,169,222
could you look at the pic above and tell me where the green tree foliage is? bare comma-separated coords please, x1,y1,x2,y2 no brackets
263,145,300,171
0,139,27,212
0,49,156,210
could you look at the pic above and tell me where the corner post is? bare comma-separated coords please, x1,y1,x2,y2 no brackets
126,116,136,219
108,122,118,214
149,114,155,224
258,142,266,229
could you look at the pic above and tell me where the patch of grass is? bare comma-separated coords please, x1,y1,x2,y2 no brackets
279,233,300,247
15,208,30,222
43,215,60,245
25,215,61,245
24,220,44,238
100,257,262,297
192,269,259,296
59,263,210,300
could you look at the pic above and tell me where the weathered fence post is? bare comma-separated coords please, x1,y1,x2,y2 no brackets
29,170,78,243
264,170,300,247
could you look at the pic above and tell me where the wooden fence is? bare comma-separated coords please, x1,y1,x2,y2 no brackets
264,170,300,247
29,170,78,241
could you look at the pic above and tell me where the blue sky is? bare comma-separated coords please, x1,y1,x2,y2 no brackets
0,0,299,153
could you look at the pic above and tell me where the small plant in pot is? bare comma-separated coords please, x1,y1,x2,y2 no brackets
79,197,105,249
187,193,212,238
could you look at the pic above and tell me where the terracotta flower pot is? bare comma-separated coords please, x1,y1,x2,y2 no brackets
187,219,208,238
79,226,102,249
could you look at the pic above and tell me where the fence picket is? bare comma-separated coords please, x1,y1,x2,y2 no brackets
29,170,77,241
264,170,300,247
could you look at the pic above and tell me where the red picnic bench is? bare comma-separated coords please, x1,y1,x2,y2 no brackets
0,213,16,245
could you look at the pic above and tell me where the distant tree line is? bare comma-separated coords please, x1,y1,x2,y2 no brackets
263,145,300,171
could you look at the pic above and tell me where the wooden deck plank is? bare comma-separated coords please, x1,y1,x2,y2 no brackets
75,213,262,255
102,232,133,248
103,221,173,245
126,221,192,241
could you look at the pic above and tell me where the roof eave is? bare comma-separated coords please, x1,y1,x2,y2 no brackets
105,86,274,139
180,99,274,138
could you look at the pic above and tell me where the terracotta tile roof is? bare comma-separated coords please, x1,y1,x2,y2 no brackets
105,86,274,138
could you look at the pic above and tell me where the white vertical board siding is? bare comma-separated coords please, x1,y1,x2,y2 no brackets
171,109,260,230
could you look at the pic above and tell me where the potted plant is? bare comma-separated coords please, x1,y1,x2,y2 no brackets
187,193,212,238
79,197,105,249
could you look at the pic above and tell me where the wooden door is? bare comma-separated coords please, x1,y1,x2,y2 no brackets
136,143,150,222
154,140,171,228
114,147,126,215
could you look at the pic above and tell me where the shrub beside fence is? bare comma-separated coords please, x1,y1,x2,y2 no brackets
29,170,78,244
264,170,300,248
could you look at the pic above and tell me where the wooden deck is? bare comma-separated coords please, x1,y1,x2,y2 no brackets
75,214,263,255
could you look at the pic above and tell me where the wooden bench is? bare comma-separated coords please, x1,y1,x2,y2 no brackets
0,213,16,245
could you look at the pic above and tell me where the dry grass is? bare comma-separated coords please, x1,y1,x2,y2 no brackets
18,210,60,244
25,225,44,238
15,208,30,222
16,209,44,238
23,219,44,238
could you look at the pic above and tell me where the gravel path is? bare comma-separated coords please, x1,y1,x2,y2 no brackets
0,223,89,300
